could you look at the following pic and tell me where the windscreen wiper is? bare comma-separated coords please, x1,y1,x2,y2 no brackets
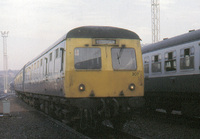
117,45,125,64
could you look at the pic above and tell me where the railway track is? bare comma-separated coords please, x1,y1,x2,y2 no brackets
82,122,141,139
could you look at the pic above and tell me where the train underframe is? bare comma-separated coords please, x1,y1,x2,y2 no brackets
144,74,200,117
16,91,144,130
145,92,200,117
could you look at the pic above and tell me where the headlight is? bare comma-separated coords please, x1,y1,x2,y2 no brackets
129,83,135,91
79,84,85,91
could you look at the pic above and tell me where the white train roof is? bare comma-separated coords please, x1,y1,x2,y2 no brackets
142,29,200,54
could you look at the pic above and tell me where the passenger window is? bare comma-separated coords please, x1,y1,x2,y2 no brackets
45,58,48,75
165,51,176,71
55,48,59,58
37,61,39,68
144,56,149,73
180,47,194,70
50,53,52,61
40,59,43,66
151,54,161,73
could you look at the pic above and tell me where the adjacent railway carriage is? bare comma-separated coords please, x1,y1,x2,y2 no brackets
14,26,144,129
142,29,200,116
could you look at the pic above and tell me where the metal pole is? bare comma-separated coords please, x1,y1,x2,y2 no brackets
1,31,9,93
151,0,160,43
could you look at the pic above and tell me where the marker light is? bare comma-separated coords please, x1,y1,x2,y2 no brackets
79,84,85,91
129,84,135,91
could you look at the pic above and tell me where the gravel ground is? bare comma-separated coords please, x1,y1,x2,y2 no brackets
0,94,89,139
124,110,200,139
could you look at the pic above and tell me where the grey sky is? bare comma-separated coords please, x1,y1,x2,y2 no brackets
0,0,199,70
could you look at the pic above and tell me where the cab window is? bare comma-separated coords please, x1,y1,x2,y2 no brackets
111,48,137,70
74,48,101,69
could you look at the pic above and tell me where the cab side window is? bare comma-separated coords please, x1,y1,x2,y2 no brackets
165,51,176,71
180,47,194,70
152,54,161,73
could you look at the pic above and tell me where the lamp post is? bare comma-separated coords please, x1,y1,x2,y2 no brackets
1,31,9,93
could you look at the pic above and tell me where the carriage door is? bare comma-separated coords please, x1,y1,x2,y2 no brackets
199,46,200,73
60,48,65,73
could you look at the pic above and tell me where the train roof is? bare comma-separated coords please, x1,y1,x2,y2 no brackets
142,29,200,54
66,26,140,39
47,26,141,53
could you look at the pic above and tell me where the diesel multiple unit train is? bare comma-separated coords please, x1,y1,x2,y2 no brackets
142,29,200,117
14,26,144,129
